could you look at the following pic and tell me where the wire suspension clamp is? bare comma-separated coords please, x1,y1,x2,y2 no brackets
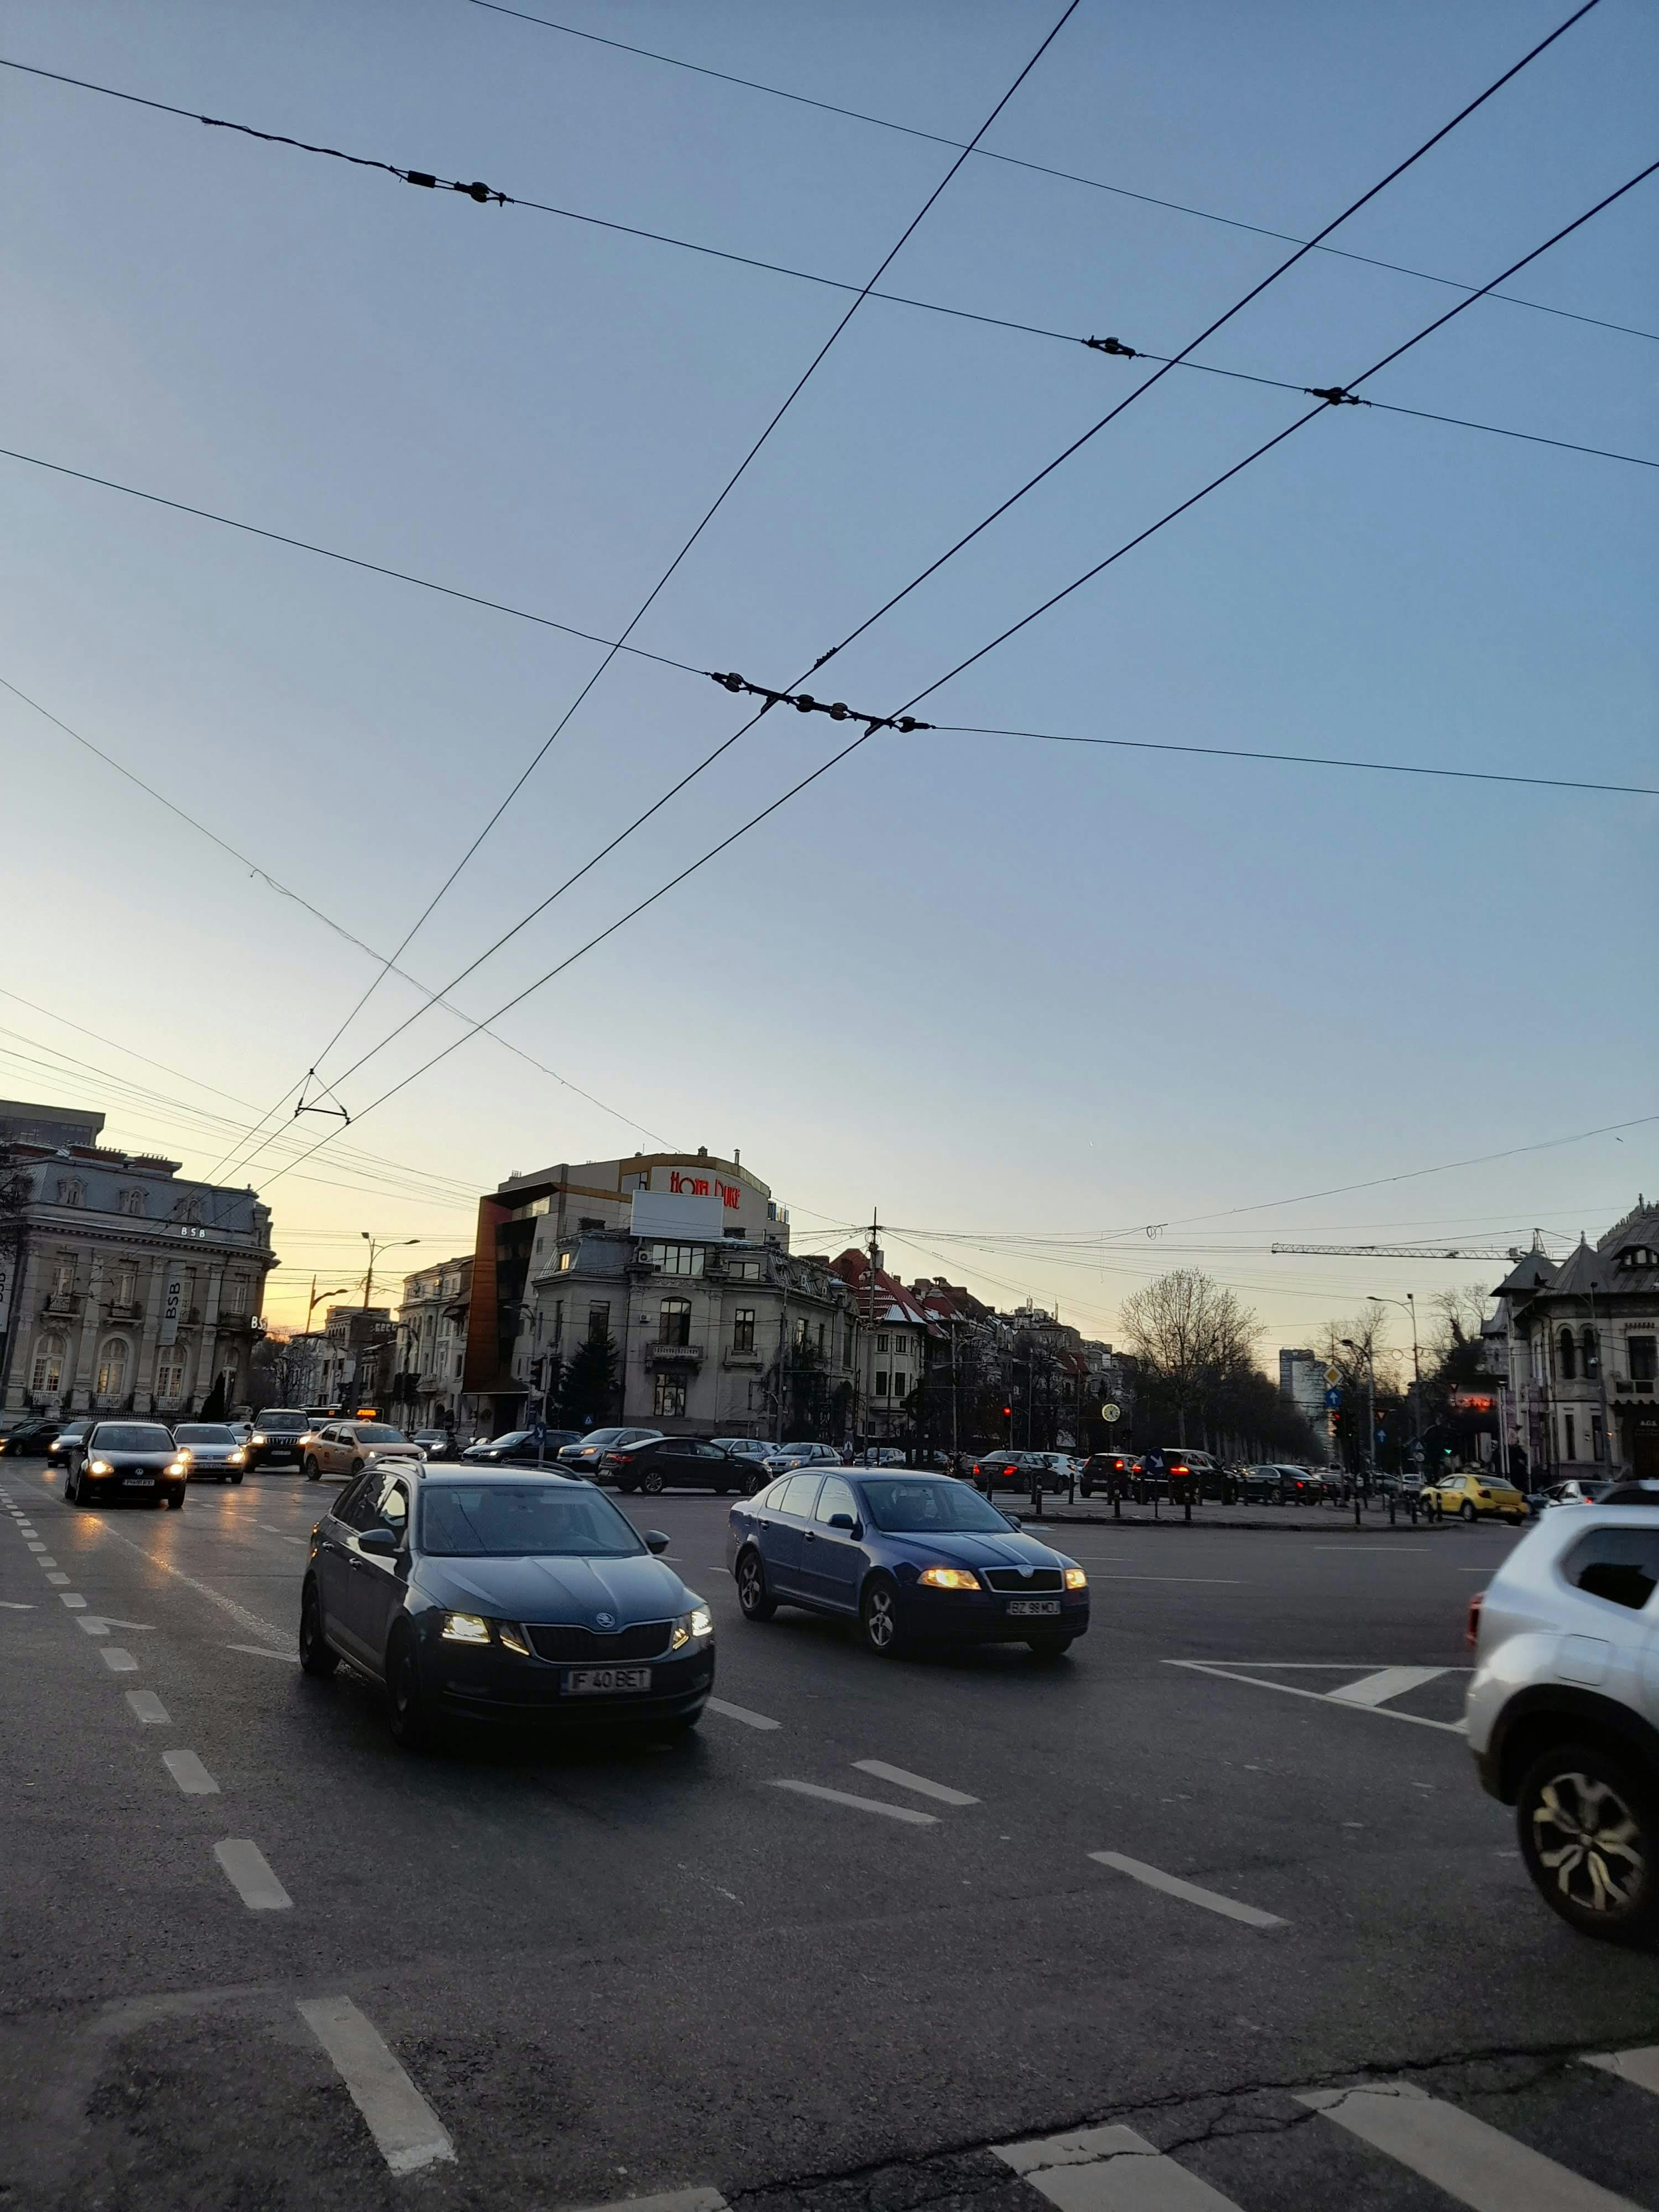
1306,385,1369,406
708,672,931,734
402,170,507,204
1084,335,1139,357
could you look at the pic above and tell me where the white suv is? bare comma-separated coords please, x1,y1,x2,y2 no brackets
1466,1491,1659,1945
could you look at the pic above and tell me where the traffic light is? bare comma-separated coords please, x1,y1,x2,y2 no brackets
1002,1406,1012,1418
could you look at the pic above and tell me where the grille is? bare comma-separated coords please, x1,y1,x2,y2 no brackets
984,1567,1062,1593
526,1621,671,1663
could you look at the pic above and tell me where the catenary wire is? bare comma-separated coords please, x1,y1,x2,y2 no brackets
247,154,1659,1195
283,7,1617,1112
468,0,1655,347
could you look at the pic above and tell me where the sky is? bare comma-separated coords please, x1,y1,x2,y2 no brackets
3,0,1655,1358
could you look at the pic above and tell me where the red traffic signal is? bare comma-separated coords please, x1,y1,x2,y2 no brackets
1002,1405,1012,1417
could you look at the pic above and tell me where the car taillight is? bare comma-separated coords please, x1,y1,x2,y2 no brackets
613,1453,633,1464
1466,1592,1484,1650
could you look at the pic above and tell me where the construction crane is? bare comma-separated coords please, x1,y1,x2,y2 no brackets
1271,1242,1531,1260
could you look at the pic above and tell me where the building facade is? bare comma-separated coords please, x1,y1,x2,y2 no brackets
390,1255,474,1432
0,1099,276,1417
1279,1348,1332,1461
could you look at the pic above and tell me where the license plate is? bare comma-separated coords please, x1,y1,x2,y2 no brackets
123,1476,156,1487
565,1666,652,1695
1005,1598,1059,1617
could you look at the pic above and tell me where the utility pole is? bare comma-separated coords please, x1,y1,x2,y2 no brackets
863,1211,880,1462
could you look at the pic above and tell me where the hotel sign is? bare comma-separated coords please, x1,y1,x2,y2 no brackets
667,1170,742,1210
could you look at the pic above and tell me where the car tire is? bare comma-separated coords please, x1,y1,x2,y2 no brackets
640,1469,665,1496
1460,1501,1477,1523
165,1490,184,1510
617,1478,638,1494
231,1472,244,1484
859,1574,906,1659
1516,1740,1658,1946
298,1582,339,1677
350,1459,364,1476
385,1628,432,1751
735,1548,776,1622
304,1457,320,1481
715,1483,732,1497
1027,1636,1076,1661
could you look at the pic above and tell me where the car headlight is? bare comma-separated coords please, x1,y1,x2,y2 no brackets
167,1461,188,1476
918,1565,981,1591
89,1459,112,1475
1064,1567,1088,1590
440,1612,492,1643
670,1604,715,1650
229,1449,247,1465
251,1433,267,1447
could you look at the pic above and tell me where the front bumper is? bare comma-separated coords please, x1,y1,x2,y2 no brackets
246,1445,304,1469
83,1474,187,1503
900,1589,1090,1644
423,1635,715,1723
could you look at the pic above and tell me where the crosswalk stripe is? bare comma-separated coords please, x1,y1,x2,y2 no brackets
297,1996,454,2174
993,2123,1242,2209
1328,1665,1448,1706
1583,2046,1659,2095
1298,2081,1642,2210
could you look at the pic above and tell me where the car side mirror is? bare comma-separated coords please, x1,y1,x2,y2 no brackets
1001,1510,1023,1529
358,1526,400,1557
644,1531,670,1555
827,1512,858,1533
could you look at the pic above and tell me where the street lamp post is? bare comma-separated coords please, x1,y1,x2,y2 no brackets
1368,1294,1421,1463
356,1236,418,1411
1341,1337,1377,1493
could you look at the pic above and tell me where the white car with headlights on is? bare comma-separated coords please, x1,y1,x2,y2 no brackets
172,1422,249,1484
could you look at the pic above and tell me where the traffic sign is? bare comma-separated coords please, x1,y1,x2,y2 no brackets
1100,1402,1121,1422
1324,1388,1342,1409
1325,1364,1341,1385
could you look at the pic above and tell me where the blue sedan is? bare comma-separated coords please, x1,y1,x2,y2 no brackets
728,1469,1089,1659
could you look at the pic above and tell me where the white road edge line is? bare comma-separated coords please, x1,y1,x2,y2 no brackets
1089,1851,1285,1929
853,1759,979,1806
769,1779,938,1826
1584,2045,1659,2095
1166,1660,1466,1733
213,1839,293,1910
1300,2079,1641,2210
297,1995,455,2175
162,1749,220,1795
706,1696,781,1730
226,1642,300,1662
562,2190,728,2212
126,1690,169,1723
994,2122,1243,2208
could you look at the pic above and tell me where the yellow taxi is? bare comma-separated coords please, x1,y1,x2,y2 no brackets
1425,1471,1527,1524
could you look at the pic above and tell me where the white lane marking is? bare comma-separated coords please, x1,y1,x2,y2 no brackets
76,1617,109,1637
99,1646,139,1672
58,1592,87,1608
126,1690,169,1723
25,1541,46,1552
0,1600,34,1610
214,1839,293,1910
769,1779,938,1827
562,2191,728,2212
1584,2046,1659,2095
1088,1851,1285,1929
162,1749,220,1795
1329,1665,1449,1707
994,2122,1243,2209
1309,1546,1429,1553
296,1996,454,2174
706,1695,781,1730
45,1572,70,1586
1096,1576,1244,1585
34,1555,57,1567
226,1642,299,1662
1166,1660,1466,1734
76,1518,294,1646
853,1759,979,1806
1300,2080,1640,2209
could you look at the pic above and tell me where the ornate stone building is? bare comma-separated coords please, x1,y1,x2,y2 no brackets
0,1099,276,1418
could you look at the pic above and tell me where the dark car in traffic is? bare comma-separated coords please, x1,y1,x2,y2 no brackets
62,1421,189,1509
0,1417,60,1458
605,1435,763,1495
1078,1449,1143,1498
728,1469,1089,1659
299,1465,715,1746
460,1428,582,1467
245,1409,311,1471
971,1449,1070,1497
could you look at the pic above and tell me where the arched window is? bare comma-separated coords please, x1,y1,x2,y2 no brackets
30,1332,67,1395
118,1189,146,1217
1557,1328,1576,1380
1581,1327,1600,1380
95,1338,130,1401
56,1178,84,1208
155,1344,188,1402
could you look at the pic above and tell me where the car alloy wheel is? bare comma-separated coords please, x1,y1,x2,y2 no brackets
860,1575,905,1659
735,1548,776,1622
304,1457,320,1481
640,1469,665,1495
165,1490,184,1510
1460,1501,1477,1522
298,1582,339,1677
385,1630,432,1751
1518,1742,1656,1945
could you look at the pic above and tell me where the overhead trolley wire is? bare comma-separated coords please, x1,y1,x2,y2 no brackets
467,0,1655,347
246,151,1659,1199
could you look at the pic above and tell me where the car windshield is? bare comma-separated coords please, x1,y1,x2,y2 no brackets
484,1432,531,1449
94,1425,174,1452
576,1430,625,1448
175,1426,236,1445
353,1424,406,1444
258,1413,308,1432
420,1482,645,1557
860,1479,1026,1534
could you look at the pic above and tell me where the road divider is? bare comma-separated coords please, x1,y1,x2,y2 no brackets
296,1995,455,2175
1088,1851,1285,1929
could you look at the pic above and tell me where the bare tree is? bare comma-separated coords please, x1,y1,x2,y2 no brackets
1427,1283,1492,1358
1119,1270,1262,1444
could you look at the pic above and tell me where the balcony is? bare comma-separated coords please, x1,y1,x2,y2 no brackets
41,1294,83,1319
105,1301,145,1322
722,1341,765,1369
644,1341,704,1371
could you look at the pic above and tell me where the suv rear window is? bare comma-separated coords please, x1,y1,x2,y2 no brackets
1563,1527,1659,1611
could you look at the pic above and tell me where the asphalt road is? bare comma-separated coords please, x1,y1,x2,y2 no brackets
2,1463,1657,2212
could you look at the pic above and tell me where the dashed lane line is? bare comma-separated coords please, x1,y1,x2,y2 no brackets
125,1690,169,1723
99,1647,138,1672
59,1592,86,1608
1328,1665,1449,1707
994,2121,1241,2209
1584,2045,1659,2095
226,1642,299,1662
214,1839,292,1910
1166,1659,1466,1733
852,1759,979,1806
44,1571,70,1586
769,1780,939,1827
0,1601,34,1610
705,1696,781,1730
56,1515,297,1652
1299,2080,1640,2210
1088,1852,1285,1930
1096,1576,1245,1585
296,1996,455,2175
563,2192,727,2212
162,1749,220,1795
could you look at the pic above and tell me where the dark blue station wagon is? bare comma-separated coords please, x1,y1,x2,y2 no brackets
727,1470,1089,1659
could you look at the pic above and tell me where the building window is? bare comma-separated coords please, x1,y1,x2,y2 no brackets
817,1323,826,1356
1618,1245,1658,1271
1630,1336,1657,1382
1581,1327,1600,1380
30,1332,67,1395
118,1189,146,1217
733,1308,756,1352
658,1297,692,1347
95,1338,130,1400
579,1216,604,1232
648,1243,706,1278
893,1373,908,1399
558,1251,573,1271
653,1371,687,1419
725,1257,761,1281
1591,1412,1606,1463
1564,1412,1577,1462
588,1303,610,1343
156,1344,187,1401
56,1178,84,1208
1557,1328,1577,1380
875,1371,889,1398
51,1256,75,1300
114,1265,137,1306
876,1333,890,1354
551,1300,565,1348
